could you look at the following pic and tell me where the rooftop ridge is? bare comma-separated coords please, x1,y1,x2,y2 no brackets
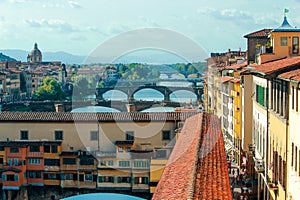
0,112,199,122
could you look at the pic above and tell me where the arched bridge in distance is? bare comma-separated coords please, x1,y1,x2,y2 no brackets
94,78,204,103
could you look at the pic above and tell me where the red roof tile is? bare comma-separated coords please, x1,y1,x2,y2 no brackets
153,114,232,200
224,62,247,70
220,76,234,83
0,112,198,122
193,114,232,200
244,29,272,38
230,78,241,83
252,56,300,76
279,68,300,82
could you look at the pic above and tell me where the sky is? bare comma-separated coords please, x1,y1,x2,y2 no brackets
1,0,300,62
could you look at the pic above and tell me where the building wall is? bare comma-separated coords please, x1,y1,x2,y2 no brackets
269,113,287,200
247,37,269,64
0,121,175,153
287,82,300,200
242,74,253,152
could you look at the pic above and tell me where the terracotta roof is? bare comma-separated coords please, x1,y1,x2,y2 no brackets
220,76,234,83
278,68,300,82
244,29,272,38
152,113,231,200
0,112,198,122
193,114,231,199
230,78,241,83
224,62,247,70
252,56,300,76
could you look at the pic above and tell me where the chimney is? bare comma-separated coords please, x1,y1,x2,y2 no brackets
55,104,65,112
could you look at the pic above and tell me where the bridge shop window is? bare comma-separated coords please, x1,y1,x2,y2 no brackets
98,176,114,183
44,145,58,153
30,146,40,152
90,131,98,141
54,130,63,140
134,177,149,184
44,159,60,166
162,130,171,140
63,158,76,165
10,147,19,153
117,177,131,183
20,130,28,140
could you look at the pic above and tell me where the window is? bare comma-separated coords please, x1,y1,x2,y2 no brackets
134,177,149,184
10,147,19,153
162,130,171,140
63,158,76,165
90,131,98,141
0,146,4,151
7,158,12,166
44,173,59,180
119,160,130,167
30,146,40,152
156,149,167,159
292,143,294,167
28,158,41,165
65,173,77,180
85,174,93,182
52,145,58,153
117,177,131,183
54,130,63,140
80,157,94,165
44,145,50,153
256,85,265,106
27,171,42,179
98,176,114,183
293,37,299,54
108,160,114,166
100,160,106,166
296,146,298,172
6,174,18,182
44,159,60,166
134,160,150,168
20,130,28,140
14,158,19,166
0,158,3,164
118,147,124,153
126,131,134,141
280,36,288,46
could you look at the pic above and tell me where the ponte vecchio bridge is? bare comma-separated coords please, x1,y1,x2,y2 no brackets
95,78,204,102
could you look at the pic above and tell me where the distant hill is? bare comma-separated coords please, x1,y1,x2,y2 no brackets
0,49,86,64
0,52,16,61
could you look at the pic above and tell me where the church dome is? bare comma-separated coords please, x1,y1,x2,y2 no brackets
30,43,42,57
27,43,42,63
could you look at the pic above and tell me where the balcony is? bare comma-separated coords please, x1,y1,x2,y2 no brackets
27,152,43,158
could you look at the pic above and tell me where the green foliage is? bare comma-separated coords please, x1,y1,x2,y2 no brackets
32,78,65,101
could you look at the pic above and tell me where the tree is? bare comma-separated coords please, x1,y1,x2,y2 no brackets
32,78,65,101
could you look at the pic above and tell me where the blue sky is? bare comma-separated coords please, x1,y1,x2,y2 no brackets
1,0,300,61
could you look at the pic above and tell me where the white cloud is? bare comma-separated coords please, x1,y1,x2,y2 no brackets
24,19,80,32
68,0,82,8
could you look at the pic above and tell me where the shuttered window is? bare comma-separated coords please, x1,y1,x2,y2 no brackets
256,85,265,106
